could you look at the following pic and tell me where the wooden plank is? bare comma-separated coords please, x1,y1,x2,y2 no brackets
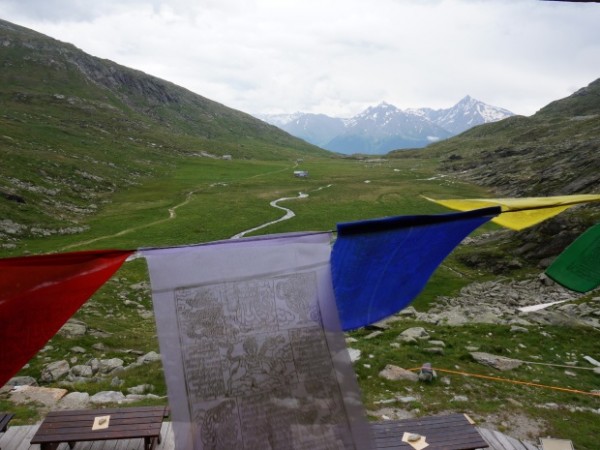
2,424,40,450
477,427,540,450
158,422,173,450
41,407,166,418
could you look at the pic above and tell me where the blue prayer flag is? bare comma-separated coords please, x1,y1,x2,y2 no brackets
331,207,500,331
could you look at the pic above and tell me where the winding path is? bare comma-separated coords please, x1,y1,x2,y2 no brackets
60,190,199,251
230,192,308,239
231,184,332,239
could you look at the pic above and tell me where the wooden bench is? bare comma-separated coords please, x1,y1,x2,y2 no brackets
0,413,14,433
0,413,14,450
370,413,489,450
30,406,168,450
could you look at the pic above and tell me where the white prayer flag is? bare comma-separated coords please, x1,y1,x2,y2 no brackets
142,232,372,450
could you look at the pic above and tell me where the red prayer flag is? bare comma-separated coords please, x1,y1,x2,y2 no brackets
0,249,134,387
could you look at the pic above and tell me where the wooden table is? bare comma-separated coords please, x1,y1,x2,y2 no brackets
371,413,489,450
30,406,168,450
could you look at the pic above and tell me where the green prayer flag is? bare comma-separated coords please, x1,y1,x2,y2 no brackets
545,223,600,293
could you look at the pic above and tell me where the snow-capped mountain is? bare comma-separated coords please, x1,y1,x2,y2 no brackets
409,96,514,135
326,102,452,154
256,97,514,154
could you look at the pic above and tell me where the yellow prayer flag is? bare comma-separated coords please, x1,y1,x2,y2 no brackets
423,194,600,230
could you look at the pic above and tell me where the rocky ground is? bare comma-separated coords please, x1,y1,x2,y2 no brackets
414,274,600,329
2,273,599,444
350,274,600,443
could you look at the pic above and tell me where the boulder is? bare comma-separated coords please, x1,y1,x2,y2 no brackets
41,360,70,382
138,310,154,320
397,327,429,344
87,358,100,374
470,352,523,371
347,348,361,362
58,319,87,337
379,364,419,382
90,391,126,405
423,347,445,355
127,384,154,395
365,331,383,340
396,396,417,403
4,376,37,387
510,326,529,333
98,358,124,374
137,351,161,364
70,365,93,378
57,392,90,410
397,306,418,317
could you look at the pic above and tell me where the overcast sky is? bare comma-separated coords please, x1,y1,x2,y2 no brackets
2,0,600,117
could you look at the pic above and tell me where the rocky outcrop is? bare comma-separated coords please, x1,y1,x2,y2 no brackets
415,275,599,328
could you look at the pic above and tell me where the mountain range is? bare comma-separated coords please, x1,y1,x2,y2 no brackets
256,97,514,154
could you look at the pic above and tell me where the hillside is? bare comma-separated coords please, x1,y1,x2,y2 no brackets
389,78,600,273
0,19,329,246
390,78,600,198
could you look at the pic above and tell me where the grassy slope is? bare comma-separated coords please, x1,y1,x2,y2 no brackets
0,18,330,246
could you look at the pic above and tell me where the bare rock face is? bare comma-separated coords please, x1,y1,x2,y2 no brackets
470,352,523,371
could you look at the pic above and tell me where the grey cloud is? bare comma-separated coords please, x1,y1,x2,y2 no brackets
0,0,163,21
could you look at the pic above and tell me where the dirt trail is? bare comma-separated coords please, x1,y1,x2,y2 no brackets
60,190,198,251
230,192,308,239
231,184,332,239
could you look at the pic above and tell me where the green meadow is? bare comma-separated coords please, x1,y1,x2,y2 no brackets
16,155,491,253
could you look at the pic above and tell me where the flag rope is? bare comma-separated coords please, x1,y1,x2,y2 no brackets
408,366,600,397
